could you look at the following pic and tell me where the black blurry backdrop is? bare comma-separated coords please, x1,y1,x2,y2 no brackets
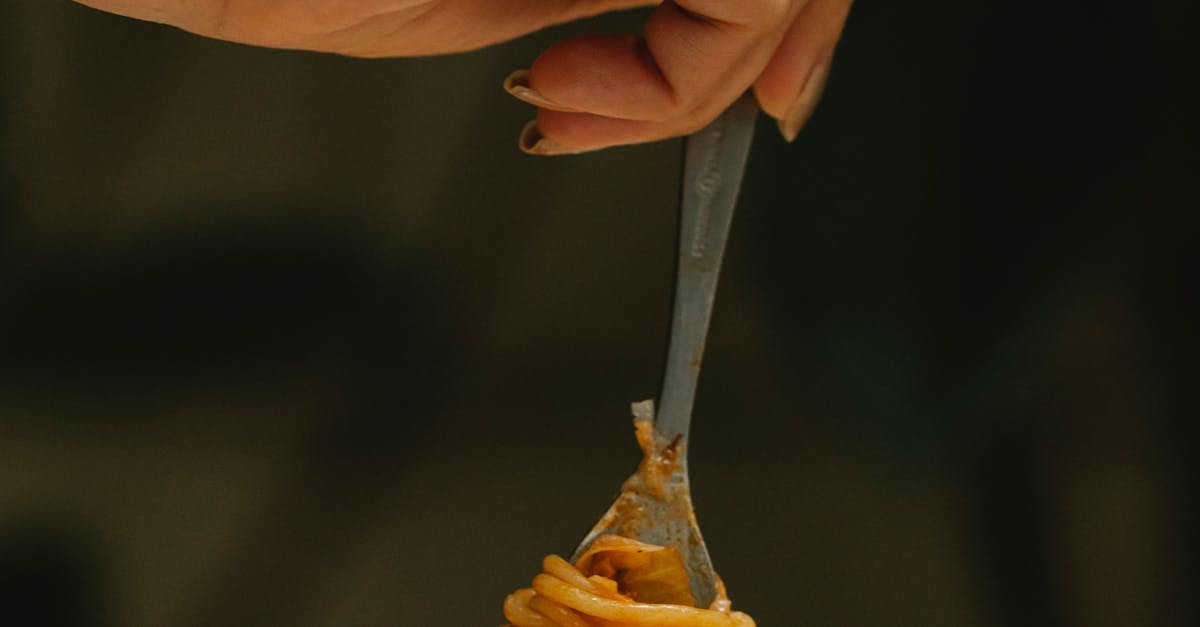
1,1,1195,626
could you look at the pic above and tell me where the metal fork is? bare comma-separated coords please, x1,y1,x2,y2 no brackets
568,94,759,608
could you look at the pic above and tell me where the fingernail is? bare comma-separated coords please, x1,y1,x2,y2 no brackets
503,69,579,113
778,56,833,143
518,120,593,156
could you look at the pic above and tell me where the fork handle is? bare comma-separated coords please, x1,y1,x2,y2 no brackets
654,94,758,446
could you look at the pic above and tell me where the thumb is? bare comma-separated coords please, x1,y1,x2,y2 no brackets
753,0,854,141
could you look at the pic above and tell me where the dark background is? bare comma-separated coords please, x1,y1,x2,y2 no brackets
1,1,1195,626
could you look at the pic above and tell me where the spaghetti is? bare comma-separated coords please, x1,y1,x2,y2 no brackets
502,535,755,626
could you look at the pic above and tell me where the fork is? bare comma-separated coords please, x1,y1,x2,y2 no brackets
568,93,759,608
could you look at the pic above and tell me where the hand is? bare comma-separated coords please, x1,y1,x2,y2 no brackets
75,1,854,154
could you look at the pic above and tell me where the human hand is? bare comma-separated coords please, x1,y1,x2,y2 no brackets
75,1,853,154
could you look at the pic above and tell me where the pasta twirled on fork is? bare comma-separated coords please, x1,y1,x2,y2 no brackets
503,535,755,626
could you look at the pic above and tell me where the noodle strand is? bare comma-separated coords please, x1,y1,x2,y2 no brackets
502,538,755,626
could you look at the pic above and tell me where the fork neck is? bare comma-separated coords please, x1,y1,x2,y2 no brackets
653,94,758,449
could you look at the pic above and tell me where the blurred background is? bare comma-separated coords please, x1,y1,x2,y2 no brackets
1,1,1194,626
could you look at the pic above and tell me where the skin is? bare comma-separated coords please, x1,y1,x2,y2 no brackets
74,0,854,152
